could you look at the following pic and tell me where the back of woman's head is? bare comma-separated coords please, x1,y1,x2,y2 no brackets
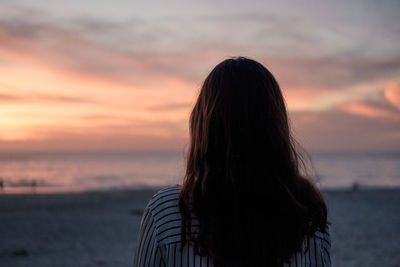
179,57,328,267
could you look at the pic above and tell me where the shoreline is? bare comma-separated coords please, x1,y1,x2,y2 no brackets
1,183,400,195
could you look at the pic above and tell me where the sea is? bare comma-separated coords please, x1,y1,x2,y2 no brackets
0,151,399,193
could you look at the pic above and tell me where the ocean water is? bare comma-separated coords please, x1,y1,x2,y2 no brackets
0,151,399,193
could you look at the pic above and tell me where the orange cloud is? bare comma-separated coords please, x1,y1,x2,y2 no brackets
283,80,384,112
283,88,325,111
0,27,197,92
385,81,400,110
339,102,400,121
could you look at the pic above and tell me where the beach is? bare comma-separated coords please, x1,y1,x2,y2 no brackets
1,188,399,267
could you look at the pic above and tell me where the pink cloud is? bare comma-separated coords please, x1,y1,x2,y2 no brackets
0,28,194,90
339,102,400,121
385,81,400,110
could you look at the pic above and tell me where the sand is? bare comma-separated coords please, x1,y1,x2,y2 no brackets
0,188,399,267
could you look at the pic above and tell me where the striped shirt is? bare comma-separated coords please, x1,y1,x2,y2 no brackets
133,185,331,267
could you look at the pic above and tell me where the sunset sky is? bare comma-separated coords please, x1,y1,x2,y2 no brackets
0,0,399,153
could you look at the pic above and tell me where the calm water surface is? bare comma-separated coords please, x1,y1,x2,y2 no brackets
0,151,399,193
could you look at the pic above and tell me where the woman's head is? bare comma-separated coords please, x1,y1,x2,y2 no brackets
179,57,327,266
189,57,296,186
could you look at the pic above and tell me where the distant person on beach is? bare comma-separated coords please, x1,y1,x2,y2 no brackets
31,179,37,193
0,178,3,192
134,57,331,266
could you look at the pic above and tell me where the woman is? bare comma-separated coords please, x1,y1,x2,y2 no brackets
134,57,331,267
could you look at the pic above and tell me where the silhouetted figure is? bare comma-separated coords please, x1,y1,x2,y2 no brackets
352,181,360,191
134,57,331,267
0,178,3,192
31,180,37,193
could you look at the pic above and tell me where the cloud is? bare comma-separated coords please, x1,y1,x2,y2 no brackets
263,55,400,90
1,7,400,91
0,93,23,101
282,80,395,113
290,109,400,153
0,16,191,89
147,102,191,111
0,91,93,104
385,81,400,109
339,102,400,121
0,3,399,153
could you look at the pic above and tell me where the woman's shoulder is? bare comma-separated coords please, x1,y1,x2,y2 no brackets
147,184,181,213
305,226,331,266
146,184,183,244
149,184,180,205
313,225,331,252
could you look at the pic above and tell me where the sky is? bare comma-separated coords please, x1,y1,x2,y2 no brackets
0,0,399,154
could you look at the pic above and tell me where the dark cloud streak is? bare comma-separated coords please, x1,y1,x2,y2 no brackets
0,91,93,104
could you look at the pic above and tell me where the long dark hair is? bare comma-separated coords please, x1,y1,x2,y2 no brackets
179,57,328,266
